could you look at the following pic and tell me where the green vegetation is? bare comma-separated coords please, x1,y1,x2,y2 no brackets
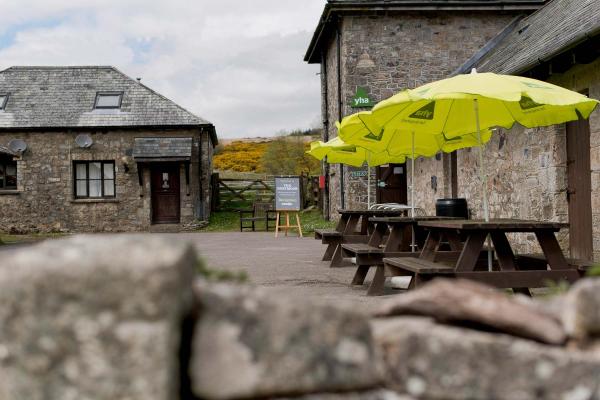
0,232,67,245
586,265,600,277
198,211,243,232
196,257,248,282
213,133,321,176
213,141,269,172
198,209,335,234
261,137,320,176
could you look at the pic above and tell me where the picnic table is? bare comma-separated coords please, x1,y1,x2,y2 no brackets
314,209,409,267
383,219,581,294
343,216,459,296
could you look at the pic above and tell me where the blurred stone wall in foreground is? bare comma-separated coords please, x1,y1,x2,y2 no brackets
1,235,600,400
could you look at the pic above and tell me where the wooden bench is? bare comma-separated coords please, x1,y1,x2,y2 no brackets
343,243,418,291
314,229,342,241
516,253,595,275
315,229,368,262
382,257,454,290
383,255,580,292
239,202,276,232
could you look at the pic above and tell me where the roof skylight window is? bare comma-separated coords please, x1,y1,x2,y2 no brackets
0,94,8,110
94,92,123,109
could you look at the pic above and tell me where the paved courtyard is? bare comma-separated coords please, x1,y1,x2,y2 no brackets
179,231,393,313
1,232,397,313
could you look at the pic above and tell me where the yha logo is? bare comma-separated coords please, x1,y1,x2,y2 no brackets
353,97,371,107
365,128,384,142
409,102,435,120
519,96,543,110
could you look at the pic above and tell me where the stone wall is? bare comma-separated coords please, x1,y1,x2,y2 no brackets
456,59,600,259
0,128,213,233
317,9,600,260
320,11,520,216
3,235,600,400
549,60,600,260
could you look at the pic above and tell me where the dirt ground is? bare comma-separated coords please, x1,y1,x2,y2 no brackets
179,231,396,313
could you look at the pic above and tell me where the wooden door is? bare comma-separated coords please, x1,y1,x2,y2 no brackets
376,163,407,204
566,116,593,259
151,163,181,224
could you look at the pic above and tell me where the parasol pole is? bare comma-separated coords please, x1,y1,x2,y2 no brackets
368,165,371,209
411,131,416,218
474,98,493,271
411,131,416,252
367,154,371,209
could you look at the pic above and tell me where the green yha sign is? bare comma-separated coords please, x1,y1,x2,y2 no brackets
351,87,375,108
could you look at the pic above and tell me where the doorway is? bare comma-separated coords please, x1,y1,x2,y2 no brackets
151,163,181,224
376,163,408,204
566,114,593,259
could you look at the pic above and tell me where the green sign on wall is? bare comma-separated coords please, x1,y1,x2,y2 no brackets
351,87,375,108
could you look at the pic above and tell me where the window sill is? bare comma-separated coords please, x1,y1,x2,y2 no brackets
0,190,21,195
71,198,119,204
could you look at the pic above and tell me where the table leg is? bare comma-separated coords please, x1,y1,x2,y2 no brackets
420,230,442,261
351,265,370,285
336,214,349,232
366,266,386,296
445,230,463,251
368,222,388,248
535,230,570,270
384,224,411,252
455,231,487,272
321,243,337,261
330,245,344,268
490,231,532,296
344,215,361,235
359,215,370,235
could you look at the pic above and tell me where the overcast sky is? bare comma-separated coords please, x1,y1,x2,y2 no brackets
0,0,326,138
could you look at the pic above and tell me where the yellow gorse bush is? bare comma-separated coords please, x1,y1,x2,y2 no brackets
213,141,268,172
214,138,320,176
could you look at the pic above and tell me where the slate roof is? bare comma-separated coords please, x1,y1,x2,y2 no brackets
464,0,600,74
0,145,15,156
133,137,193,160
304,0,546,63
0,66,217,144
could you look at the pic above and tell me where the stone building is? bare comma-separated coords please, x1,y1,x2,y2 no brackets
305,0,600,260
0,66,217,233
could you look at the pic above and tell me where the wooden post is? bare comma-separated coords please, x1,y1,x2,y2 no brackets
275,211,303,238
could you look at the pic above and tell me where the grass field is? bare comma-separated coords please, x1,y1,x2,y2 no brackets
198,209,335,234
0,232,67,246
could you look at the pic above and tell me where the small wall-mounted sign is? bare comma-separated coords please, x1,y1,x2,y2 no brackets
348,166,368,179
351,87,376,108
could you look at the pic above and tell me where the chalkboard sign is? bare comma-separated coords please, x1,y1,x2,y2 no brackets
275,176,301,211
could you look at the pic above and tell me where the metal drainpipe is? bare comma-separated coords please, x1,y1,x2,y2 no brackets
336,21,345,209
321,50,330,220
198,131,204,220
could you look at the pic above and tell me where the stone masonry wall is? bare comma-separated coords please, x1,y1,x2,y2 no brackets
457,59,600,259
324,31,342,219
4,235,600,400
0,128,213,233
550,60,600,261
322,11,520,216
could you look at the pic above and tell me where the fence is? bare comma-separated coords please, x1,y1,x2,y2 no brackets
211,173,321,211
